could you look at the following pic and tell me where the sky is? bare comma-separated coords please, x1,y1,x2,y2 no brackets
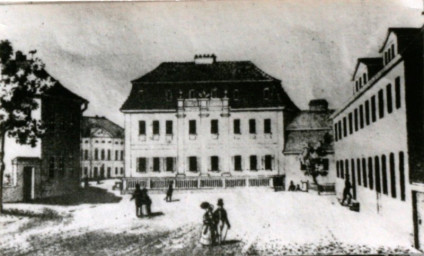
0,0,422,126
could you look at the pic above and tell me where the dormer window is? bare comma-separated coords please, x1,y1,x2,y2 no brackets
233,89,239,101
263,88,270,100
166,90,172,101
391,44,395,59
358,77,362,88
138,89,144,101
355,81,359,92
189,89,196,98
363,73,367,85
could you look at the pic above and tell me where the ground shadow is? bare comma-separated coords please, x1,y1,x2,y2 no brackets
26,186,122,206
219,239,241,246
139,212,164,219
166,199,180,203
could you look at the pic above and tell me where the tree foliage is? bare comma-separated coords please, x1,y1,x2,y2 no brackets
0,40,55,145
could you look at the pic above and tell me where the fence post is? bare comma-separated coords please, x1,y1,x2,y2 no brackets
197,177,201,189
223,178,226,189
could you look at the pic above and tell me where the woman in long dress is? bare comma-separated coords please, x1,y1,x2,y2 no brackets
199,202,215,246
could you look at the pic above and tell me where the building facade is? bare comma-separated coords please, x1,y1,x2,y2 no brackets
121,55,299,189
3,82,88,202
81,116,125,179
332,27,424,248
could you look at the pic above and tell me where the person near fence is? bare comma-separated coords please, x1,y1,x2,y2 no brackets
288,180,296,191
341,176,352,205
199,202,216,246
296,184,302,191
130,184,143,217
141,187,152,216
214,199,231,244
165,181,174,202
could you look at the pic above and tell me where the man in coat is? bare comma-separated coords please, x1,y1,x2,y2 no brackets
213,198,231,244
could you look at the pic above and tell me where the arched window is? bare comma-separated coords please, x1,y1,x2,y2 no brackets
101,149,105,160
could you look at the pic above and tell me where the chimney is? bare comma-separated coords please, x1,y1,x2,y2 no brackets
194,54,216,65
309,99,328,112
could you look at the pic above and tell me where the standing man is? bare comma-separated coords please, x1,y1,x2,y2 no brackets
165,181,174,202
341,175,352,206
213,199,231,244
130,184,143,217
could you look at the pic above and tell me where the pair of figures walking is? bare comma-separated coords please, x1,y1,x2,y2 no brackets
199,199,231,246
130,184,152,217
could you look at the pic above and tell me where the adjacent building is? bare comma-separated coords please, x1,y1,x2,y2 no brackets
81,116,125,179
3,82,88,202
332,26,424,249
121,55,299,190
283,99,335,187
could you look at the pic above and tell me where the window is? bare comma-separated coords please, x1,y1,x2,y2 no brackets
49,157,55,178
371,96,377,122
101,150,105,160
107,150,111,161
263,88,270,100
368,157,374,190
84,150,89,160
343,117,347,137
189,89,196,98
234,155,242,171
362,158,367,188
84,167,88,176
115,150,118,161
138,89,144,101
386,84,393,114
390,153,396,198
348,113,353,134
121,151,124,161
233,119,241,134
166,90,172,101
359,105,364,129
365,100,370,125
382,155,388,195
189,120,196,135
351,159,356,199
233,89,239,101
211,156,219,171
356,158,362,186
336,161,340,178
338,120,342,140
115,167,118,175
189,156,198,172
166,120,173,135
395,77,401,109
94,149,99,160
345,159,349,181
334,124,338,142
355,81,359,92
250,155,257,170
399,151,405,201
340,160,344,179
363,73,367,84
121,168,124,174
249,119,256,134
354,109,358,131
107,167,111,178
94,167,98,178
378,89,384,119
359,77,362,88
153,157,160,172
375,156,381,193
264,119,271,134
211,120,219,134
391,44,395,59
166,157,174,172
153,120,160,135
265,155,272,170
139,121,146,135
138,158,147,172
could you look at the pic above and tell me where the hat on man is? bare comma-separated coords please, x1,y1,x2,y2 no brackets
217,198,224,206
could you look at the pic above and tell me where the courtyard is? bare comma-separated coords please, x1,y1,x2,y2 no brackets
0,180,417,255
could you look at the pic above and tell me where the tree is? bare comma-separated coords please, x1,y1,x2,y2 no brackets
299,140,329,187
0,40,55,213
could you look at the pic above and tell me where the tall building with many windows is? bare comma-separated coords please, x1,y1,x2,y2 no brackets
332,27,424,249
81,116,125,179
120,55,299,189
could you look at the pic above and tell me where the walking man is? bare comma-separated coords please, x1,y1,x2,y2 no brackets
341,175,352,206
213,198,231,244
165,181,174,202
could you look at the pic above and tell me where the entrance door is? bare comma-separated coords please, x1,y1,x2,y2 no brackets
414,192,424,250
23,167,33,201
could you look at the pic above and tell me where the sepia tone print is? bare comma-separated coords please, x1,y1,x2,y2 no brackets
0,0,424,255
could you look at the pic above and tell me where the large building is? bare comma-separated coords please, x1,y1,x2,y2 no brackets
3,82,88,202
120,55,299,190
332,26,424,249
81,116,125,179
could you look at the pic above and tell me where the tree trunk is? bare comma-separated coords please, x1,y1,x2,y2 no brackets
0,131,5,213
